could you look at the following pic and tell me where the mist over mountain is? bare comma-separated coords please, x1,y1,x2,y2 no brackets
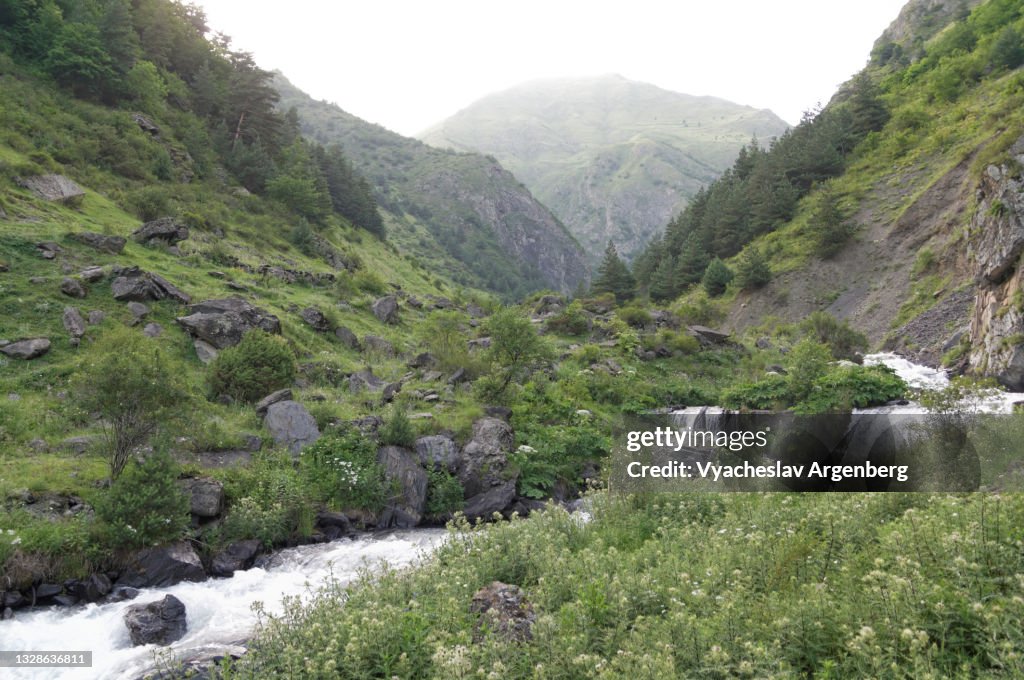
420,75,789,263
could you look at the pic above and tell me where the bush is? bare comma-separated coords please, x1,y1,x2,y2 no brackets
96,451,190,550
617,305,652,328
721,373,792,410
353,269,387,294
701,257,734,297
546,300,591,336
217,450,313,548
380,408,416,448
787,338,833,402
798,311,868,362
425,469,463,516
797,364,907,413
735,247,771,289
481,307,553,401
127,185,174,221
73,326,190,479
300,429,387,511
207,330,296,403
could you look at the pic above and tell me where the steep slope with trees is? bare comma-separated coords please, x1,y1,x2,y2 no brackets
420,75,789,263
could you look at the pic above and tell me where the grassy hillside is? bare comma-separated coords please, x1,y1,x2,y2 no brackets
420,75,789,263
274,76,588,298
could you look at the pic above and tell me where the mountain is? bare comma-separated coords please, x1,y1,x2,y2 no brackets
273,76,587,297
419,75,789,263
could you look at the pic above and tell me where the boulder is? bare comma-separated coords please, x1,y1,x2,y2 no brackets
458,417,516,498
263,400,320,455
62,307,86,339
464,480,516,520
1,338,50,360
349,369,386,393
17,174,85,204
300,307,331,332
415,435,459,473
87,310,106,325
209,539,260,577
61,435,99,455
36,241,61,259
66,573,112,603
470,581,535,643
71,232,126,254
132,217,189,246
79,266,105,283
372,295,399,324
362,335,395,356
116,542,205,588
407,352,436,369
123,594,188,646
127,301,150,318
533,294,565,316
132,113,160,136
255,388,293,417
335,326,361,350
176,297,280,349
60,277,87,298
193,339,218,364
111,267,190,304
382,382,402,403
376,446,428,528
447,367,468,385
179,477,224,518
143,322,163,338
688,325,732,346
34,583,63,600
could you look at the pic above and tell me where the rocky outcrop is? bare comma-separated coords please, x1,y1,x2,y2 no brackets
1,338,50,360
968,141,1024,389
117,542,205,588
210,540,261,577
415,435,459,473
179,477,224,519
176,297,280,349
458,417,517,500
111,267,190,304
335,326,361,350
132,217,189,246
60,277,87,298
17,174,85,204
372,295,399,324
255,389,292,417
123,594,188,646
263,400,320,454
376,446,428,528
70,232,126,254
300,306,332,332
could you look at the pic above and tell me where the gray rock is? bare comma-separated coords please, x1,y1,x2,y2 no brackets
142,322,163,337
127,301,150,318
179,478,224,518
372,295,399,324
62,307,86,339
87,310,106,325
464,480,517,520
255,389,294,416
34,583,62,600
17,174,84,204
362,334,395,356
300,307,331,332
176,297,281,349
61,435,99,455
349,369,386,393
116,542,205,588
67,573,112,603
688,325,732,346
264,401,320,455
470,581,535,643
447,367,468,384
407,352,436,369
132,113,160,136
132,217,189,246
382,382,402,403
112,267,190,304
36,241,61,259
71,232,126,254
1,338,50,360
534,294,566,316
193,339,218,364
458,417,516,498
422,370,443,382
335,326,361,350
376,446,428,528
210,540,261,577
415,435,459,473
79,266,105,283
123,594,188,646
60,277,86,298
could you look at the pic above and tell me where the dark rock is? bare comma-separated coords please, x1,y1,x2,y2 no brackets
382,382,402,403
60,277,87,298
407,352,436,369
255,389,293,417
464,480,517,520
123,594,188,646
106,586,140,603
688,325,732,346
2,607,12,620
415,435,459,472
362,334,395,356
376,446,428,528
116,542,206,588
448,367,467,384
349,369,386,393
3,591,25,609
87,310,106,325
242,434,263,452
755,336,773,350
335,326,361,350
143,322,163,338
1,338,50,360
133,217,189,246
71,232,126,254
18,175,84,204
300,307,332,332
484,406,513,421
351,415,384,435
67,573,112,603
132,113,160,135
372,295,399,324
176,297,280,349
34,583,63,600
210,539,261,577
470,581,535,643
263,401,320,455
179,478,224,518
315,511,351,531
112,267,190,304
54,594,79,607
63,307,86,339
458,417,516,498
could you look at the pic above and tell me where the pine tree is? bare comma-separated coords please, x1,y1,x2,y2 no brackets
648,255,677,302
592,241,635,303
735,247,771,289
701,257,733,297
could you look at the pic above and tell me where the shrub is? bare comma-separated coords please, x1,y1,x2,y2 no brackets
721,373,793,410
300,429,387,511
617,305,652,328
207,330,296,403
481,307,553,401
127,185,174,221
798,311,868,361
796,364,907,413
73,326,190,479
96,450,190,550
787,338,833,402
701,258,734,297
425,469,463,516
353,269,387,294
546,300,591,336
735,247,771,289
217,450,313,548
380,408,416,448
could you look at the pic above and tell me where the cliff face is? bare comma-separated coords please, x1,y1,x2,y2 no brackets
967,137,1024,388
274,75,587,296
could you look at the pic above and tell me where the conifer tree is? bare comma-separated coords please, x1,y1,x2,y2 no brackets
649,255,677,302
735,247,771,289
702,257,733,297
592,241,635,303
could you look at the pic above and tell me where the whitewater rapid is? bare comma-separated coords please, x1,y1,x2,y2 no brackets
0,529,447,680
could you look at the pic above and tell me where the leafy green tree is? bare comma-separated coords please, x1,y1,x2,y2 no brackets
701,257,734,297
45,22,115,98
735,247,771,289
73,326,190,479
481,307,553,399
787,338,832,402
592,241,635,302
990,26,1024,70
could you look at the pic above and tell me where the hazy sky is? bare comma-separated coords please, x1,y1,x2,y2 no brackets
193,0,909,136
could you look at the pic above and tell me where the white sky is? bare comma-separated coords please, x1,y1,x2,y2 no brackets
193,0,909,136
